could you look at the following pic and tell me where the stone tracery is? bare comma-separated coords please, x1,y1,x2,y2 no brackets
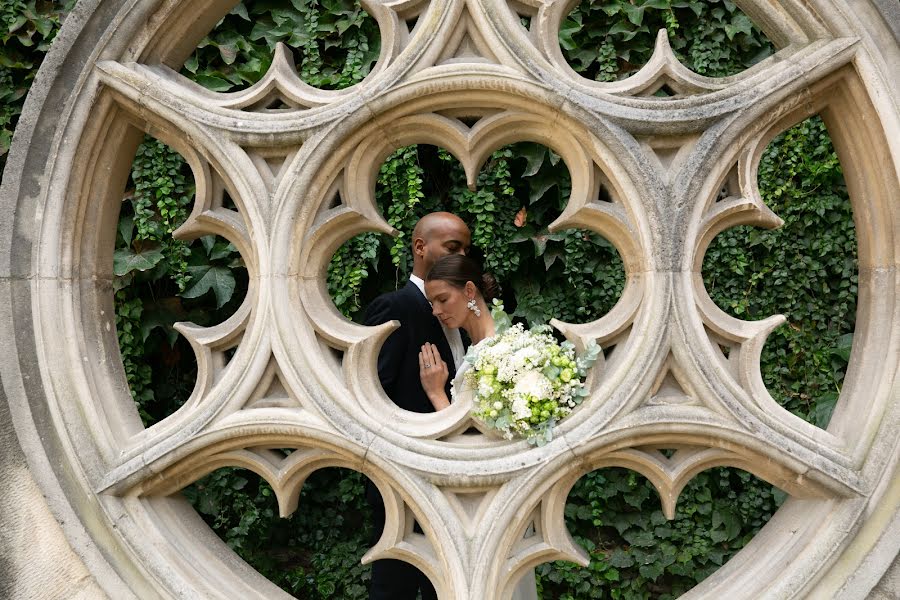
1,0,898,598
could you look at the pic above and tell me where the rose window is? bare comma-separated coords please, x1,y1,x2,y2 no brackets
2,0,898,598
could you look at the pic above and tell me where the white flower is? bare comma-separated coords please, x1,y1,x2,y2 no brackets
467,310,598,445
512,370,553,401
511,396,531,420
510,345,536,369
485,340,512,361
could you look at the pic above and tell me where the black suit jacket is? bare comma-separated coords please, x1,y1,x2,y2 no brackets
364,281,457,413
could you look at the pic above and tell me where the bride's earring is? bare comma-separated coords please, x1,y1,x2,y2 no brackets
467,298,481,317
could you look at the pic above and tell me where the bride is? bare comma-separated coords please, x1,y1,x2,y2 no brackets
417,253,540,600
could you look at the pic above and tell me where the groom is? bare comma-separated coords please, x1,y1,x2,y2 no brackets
364,211,471,600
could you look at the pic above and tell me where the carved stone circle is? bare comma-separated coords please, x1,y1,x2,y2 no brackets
1,0,898,598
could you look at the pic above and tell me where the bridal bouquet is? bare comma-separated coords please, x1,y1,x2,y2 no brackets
464,301,601,446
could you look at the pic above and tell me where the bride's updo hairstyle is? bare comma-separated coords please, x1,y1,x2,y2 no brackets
426,255,500,301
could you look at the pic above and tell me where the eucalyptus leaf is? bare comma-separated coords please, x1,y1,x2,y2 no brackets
542,365,561,380
490,300,513,334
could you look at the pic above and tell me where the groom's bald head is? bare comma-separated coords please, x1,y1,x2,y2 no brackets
412,212,471,278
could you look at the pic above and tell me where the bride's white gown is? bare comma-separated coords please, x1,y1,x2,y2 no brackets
451,362,540,600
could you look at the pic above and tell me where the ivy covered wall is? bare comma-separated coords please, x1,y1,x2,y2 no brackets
1,2,857,598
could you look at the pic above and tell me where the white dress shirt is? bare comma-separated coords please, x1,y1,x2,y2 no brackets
410,274,465,369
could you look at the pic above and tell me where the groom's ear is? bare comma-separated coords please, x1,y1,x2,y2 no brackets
413,237,426,257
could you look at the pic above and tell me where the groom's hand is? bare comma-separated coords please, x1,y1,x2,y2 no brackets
418,343,450,410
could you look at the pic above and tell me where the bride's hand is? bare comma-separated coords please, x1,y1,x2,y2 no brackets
418,343,450,410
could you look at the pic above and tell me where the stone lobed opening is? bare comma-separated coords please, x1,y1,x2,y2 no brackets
701,115,857,430
542,466,785,597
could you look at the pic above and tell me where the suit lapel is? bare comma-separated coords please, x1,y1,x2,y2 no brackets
404,280,431,313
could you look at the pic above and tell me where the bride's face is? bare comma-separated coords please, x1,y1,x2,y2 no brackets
425,280,471,329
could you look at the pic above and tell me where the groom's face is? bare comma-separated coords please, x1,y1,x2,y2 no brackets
420,220,471,273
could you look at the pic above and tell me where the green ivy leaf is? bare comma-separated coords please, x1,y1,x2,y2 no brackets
712,507,741,540
139,300,183,345
118,214,134,247
607,548,635,568
113,247,165,276
725,13,754,40
7,15,28,34
623,529,656,547
832,333,853,362
209,239,237,261
196,491,219,515
558,19,581,51
518,143,546,177
192,73,233,92
543,248,564,270
527,172,557,204
0,129,11,155
813,392,838,429
608,20,637,36
182,264,236,308
229,3,250,20
638,562,664,581
622,5,646,26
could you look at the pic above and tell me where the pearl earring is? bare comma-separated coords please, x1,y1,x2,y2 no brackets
467,298,481,317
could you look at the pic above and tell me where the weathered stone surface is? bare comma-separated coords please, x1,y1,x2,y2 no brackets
1,0,898,598
870,556,900,599
0,387,105,600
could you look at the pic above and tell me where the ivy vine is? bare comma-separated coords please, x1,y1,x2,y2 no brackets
0,1,74,167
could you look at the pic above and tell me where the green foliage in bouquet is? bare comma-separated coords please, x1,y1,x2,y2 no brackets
468,301,601,445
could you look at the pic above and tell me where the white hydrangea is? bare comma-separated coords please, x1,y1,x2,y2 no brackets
484,340,512,362
511,395,531,420
465,304,601,445
512,370,553,401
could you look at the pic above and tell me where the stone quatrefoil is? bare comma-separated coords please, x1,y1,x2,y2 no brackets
1,0,898,598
